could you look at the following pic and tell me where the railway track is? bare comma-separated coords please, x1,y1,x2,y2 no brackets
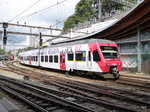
0,61,150,111
3,60,150,92
0,75,135,112
114,75,150,92
0,75,96,112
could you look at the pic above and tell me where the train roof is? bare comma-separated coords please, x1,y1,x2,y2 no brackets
50,39,115,47
19,39,115,54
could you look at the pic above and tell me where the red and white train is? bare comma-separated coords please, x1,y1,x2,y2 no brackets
18,39,122,79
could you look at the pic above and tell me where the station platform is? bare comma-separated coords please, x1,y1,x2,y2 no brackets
120,71,150,78
0,98,20,112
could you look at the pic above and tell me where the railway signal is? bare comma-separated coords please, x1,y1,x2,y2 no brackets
2,22,8,45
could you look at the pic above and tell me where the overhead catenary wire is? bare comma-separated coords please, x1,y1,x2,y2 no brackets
52,0,77,27
9,0,71,22
8,0,41,22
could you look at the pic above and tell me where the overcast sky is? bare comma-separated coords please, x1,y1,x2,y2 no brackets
0,0,80,51
0,0,80,28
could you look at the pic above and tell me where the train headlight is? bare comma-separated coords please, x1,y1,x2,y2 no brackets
106,63,110,66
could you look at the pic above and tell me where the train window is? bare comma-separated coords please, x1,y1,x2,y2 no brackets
75,51,86,61
20,56,23,60
49,55,53,62
88,51,91,61
68,52,74,61
41,56,44,62
45,55,48,62
100,46,119,59
54,55,58,63
36,56,38,61
33,56,35,61
75,52,83,61
27,56,29,60
93,50,101,61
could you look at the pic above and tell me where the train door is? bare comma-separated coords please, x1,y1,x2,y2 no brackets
29,55,32,65
60,54,66,70
87,50,92,69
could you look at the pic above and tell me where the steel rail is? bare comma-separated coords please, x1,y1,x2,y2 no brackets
55,80,150,107
0,74,135,112
0,76,96,112
1,86,49,112
2,61,150,111
24,81,135,112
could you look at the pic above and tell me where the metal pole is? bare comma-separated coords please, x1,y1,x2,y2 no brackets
2,23,8,53
98,0,102,20
30,27,32,47
50,26,52,35
137,26,142,73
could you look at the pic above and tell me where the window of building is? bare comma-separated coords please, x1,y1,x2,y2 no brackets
68,52,74,61
93,50,100,61
45,55,48,62
41,56,44,62
54,55,58,63
36,56,38,61
49,55,53,62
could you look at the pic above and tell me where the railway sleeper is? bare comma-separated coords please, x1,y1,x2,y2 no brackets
0,76,136,112
1,84,96,112
54,80,150,107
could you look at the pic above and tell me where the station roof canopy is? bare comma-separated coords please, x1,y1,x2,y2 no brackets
61,0,150,43
92,0,150,40
87,0,150,41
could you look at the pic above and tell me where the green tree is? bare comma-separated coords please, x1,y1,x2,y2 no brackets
0,48,5,55
63,0,137,31
63,0,95,31
17,46,35,53
92,0,137,18
63,15,76,31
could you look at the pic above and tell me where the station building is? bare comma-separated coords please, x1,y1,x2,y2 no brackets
116,31,150,74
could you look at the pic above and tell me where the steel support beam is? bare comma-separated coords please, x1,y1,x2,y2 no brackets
0,30,70,38
0,22,62,31
137,26,142,73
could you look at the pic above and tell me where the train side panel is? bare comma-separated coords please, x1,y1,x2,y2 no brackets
18,39,122,79
65,44,102,73
19,49,39,66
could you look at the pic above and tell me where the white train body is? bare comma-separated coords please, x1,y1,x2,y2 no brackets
19,39,122,78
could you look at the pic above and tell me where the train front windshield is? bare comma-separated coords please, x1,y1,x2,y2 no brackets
100,46,119,59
